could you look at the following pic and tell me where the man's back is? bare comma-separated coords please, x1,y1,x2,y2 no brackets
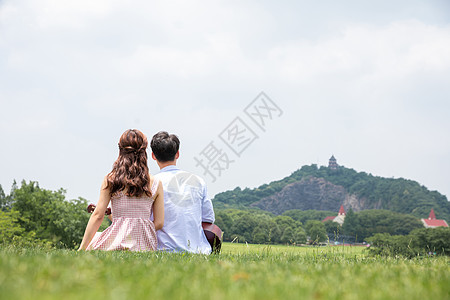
155,165,214,254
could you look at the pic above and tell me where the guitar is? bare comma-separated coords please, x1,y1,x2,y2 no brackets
202,222,223,254
86,204,223,253
86,203,111,215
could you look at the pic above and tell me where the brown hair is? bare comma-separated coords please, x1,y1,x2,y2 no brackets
106,129,152,197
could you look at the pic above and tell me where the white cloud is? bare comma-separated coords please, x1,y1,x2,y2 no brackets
0,0,449,202
267,20,450,82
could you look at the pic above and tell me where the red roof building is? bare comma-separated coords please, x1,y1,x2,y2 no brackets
322,216,336,222
322,205,346,225
421,209,449,228
338,205,346,215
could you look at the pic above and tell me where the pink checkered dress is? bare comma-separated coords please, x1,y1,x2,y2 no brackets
87,179,159,251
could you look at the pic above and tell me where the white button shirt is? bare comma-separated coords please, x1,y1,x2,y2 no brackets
154,165,215,254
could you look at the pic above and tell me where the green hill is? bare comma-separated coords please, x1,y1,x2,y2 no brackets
212,164,450,221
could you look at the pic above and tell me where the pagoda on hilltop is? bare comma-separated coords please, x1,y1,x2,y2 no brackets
421,208,449,228
328,155,338,170
322,205,346,225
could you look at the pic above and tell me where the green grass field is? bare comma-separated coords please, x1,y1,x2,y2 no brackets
0,243,449,300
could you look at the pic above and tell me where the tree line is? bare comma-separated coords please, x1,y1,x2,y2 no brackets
367,227,450,257
0,181,109,248
214,207,426,245
1,180,447,254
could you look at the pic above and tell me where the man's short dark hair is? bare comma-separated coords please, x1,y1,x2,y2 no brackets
150,131,180,162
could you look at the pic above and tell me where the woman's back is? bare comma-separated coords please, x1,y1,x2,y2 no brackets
78,129,164,252
111,192,154,220
87,178,159,251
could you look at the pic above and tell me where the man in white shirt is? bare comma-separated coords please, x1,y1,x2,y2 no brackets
150,131,215,254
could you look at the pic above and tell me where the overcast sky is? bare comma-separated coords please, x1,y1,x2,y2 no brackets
1,0,450,204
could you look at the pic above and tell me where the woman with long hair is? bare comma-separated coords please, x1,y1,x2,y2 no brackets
78,129,164,251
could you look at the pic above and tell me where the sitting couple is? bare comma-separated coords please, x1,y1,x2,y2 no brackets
78,129,215,254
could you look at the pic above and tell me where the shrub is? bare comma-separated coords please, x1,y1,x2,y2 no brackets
367,227,450,257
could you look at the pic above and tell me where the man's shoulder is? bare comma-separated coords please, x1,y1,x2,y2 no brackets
155,169,206,189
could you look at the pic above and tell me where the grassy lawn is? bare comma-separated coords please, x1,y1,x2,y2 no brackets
0,243,449,300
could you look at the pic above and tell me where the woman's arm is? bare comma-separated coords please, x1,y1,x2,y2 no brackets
152,180,164,231
78,177,111,250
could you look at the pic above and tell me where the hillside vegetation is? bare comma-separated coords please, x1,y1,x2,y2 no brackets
213,164,450,221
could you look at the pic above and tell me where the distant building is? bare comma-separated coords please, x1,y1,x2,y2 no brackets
328,155,338,170
322,205,346,225
421,209,449,228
